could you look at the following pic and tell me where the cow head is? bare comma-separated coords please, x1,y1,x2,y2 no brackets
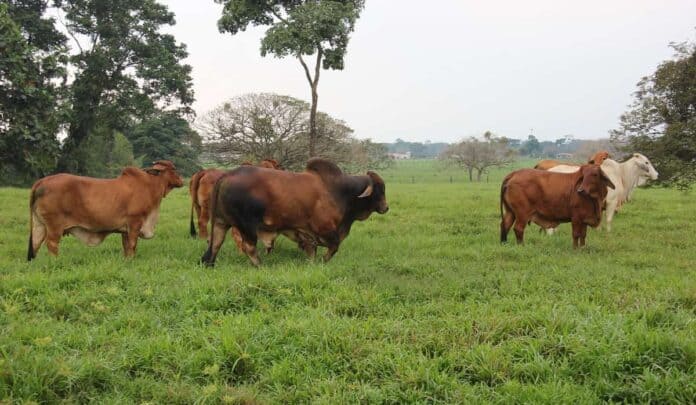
146,160,184,195
577,165,615,200
259,159,282,170
588,150,610,165
632,153,658,180
357,171,389,215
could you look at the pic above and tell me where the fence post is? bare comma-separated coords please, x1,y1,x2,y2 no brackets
411,176,415,184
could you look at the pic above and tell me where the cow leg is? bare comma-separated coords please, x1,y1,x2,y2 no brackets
201,222,230,267
604,200,617,232
31,216,47,256
241,237,261,267
579,225,587,247
45,227,62,257
231,227,244,253
258,231,277,255
513,218,527,244
198,202,209,240
500,211,514,243
123,221,142,257
571,221,587,248
322,234,341,262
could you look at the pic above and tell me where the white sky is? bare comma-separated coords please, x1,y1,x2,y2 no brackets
162,0,696,143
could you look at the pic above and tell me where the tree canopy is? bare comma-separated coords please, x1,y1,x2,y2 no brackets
0,1,67,185
611,39,696,189
216,0,365,157
198,93,389,171
56,0,195,174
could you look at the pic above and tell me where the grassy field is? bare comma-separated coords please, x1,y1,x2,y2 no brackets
1,160,695,403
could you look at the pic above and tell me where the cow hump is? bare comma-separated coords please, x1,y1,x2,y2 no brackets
305,158,343,181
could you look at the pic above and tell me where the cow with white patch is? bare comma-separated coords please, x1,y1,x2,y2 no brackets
27,160,184,260
547,153,658,232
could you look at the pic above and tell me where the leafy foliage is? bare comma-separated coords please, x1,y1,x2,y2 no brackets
611,39,696,190
56,0,195,174
216,0,365,157
199,93,389,171
0,1,67,186
127,113,202,176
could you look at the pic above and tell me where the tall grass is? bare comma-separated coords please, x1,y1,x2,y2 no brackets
1,160,694,403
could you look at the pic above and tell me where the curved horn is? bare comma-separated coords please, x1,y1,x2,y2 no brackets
357,182,373,198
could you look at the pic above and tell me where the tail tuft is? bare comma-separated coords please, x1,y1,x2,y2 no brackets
190,213,197,238
27,232,35,261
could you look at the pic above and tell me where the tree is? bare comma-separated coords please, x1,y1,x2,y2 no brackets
519,134,542,157
127,113,202,176
611,39,696,189
199,93,388,171
216,0,365,157
440,131,515,181
0,1,67,186
56,0,195,174
198,93,310,168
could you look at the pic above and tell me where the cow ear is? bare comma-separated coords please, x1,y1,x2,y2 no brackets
146,168,160,176
357,182,373,198
600,169,615,189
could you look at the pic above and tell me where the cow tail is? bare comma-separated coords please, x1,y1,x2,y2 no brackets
27,184,39,261
189,171,202,237
499,175,512,243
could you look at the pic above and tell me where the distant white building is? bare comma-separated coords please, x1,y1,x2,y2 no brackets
388,151,411,160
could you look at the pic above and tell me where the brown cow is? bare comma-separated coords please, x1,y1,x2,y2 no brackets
534,150,611,170
189,169,226,239
200,158,389,267
189,159,283,239
500,165,615,248
587,150,610,165
27,160,184,260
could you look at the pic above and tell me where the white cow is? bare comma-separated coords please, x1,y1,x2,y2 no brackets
546,153,658,232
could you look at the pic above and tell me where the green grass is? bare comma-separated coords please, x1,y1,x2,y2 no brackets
1,160,695,403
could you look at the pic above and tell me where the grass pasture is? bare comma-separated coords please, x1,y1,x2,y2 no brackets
1,160,695,403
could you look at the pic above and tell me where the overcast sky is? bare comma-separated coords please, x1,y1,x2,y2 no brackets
162,0,696,143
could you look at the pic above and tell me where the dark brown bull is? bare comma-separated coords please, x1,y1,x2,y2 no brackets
500,165,614,248
28,160,183,260
200,158,389,267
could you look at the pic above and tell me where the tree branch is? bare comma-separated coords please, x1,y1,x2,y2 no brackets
298,55,314,88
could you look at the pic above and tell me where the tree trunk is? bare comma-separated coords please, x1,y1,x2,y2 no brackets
468,167,473,182
309,84,318,157
298,49,322,159
476,168,483,182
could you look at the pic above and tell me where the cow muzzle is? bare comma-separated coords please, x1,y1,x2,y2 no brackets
378,204,389,214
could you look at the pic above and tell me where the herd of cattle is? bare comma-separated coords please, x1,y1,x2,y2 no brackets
501,151,658,247
25,151,656,265
27,158,388,266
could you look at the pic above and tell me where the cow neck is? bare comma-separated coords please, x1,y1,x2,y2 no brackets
333,175,372,234
144,170,169,201
618,158,639,200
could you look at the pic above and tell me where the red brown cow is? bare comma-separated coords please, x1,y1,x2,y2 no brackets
189,159,283,239
500,165,615,248
534,150,611,170
27,160,184,260
189,169,226,239
201,158,389,267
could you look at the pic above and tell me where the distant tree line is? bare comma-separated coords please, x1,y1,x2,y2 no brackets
1,0,200,186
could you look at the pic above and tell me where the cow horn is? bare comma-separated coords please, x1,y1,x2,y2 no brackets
358,183,373,198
